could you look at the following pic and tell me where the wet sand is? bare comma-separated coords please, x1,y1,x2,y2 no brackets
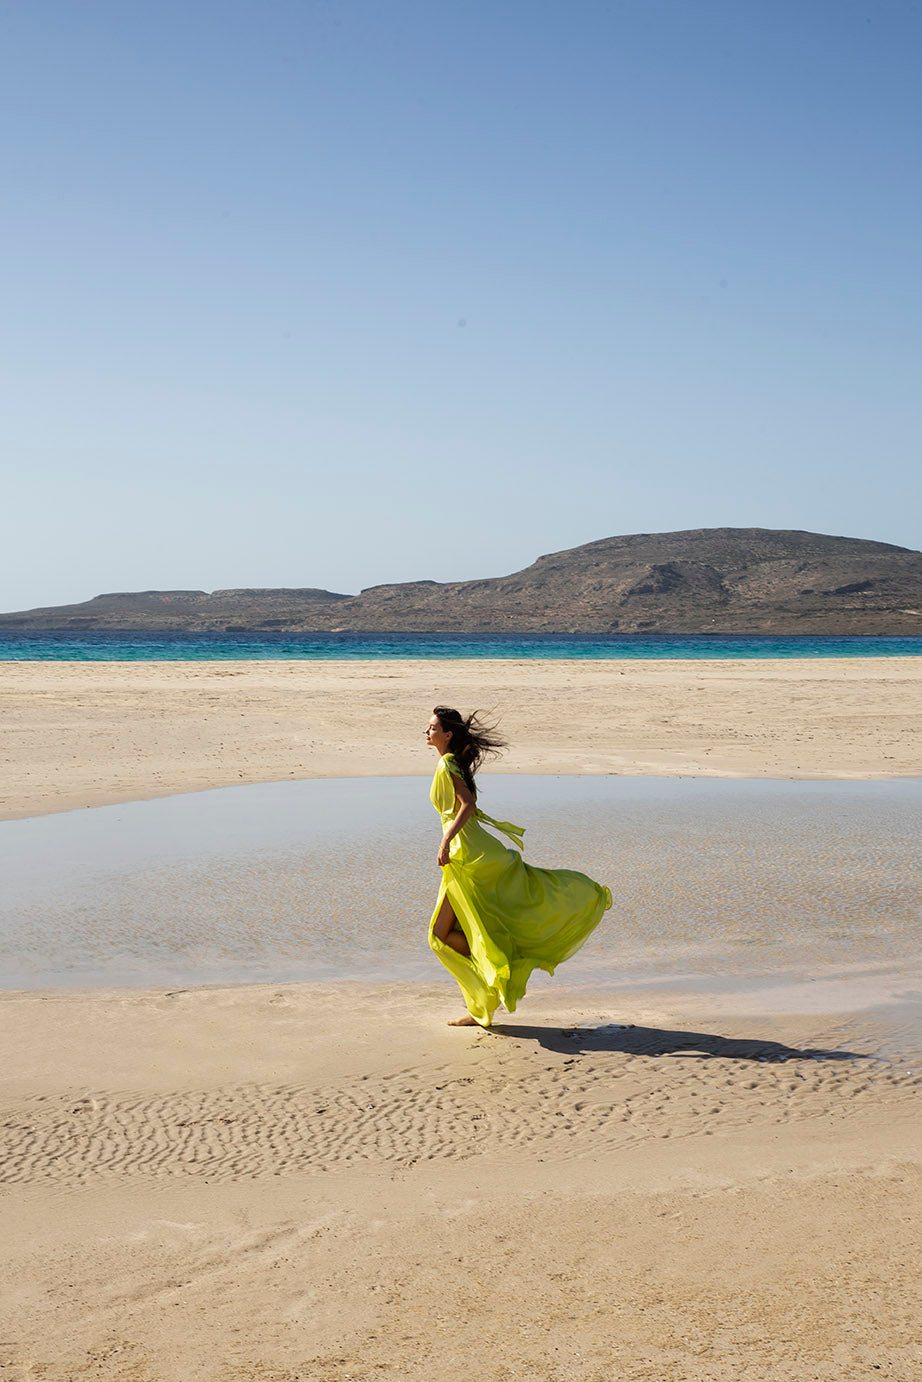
2,655,921,820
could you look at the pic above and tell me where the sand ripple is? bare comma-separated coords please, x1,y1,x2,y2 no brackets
3,1027,918,1187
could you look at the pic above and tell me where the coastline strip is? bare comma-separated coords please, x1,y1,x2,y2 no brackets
2,655,920,820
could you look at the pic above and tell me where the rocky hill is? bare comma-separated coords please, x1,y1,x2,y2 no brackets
3,528,922,635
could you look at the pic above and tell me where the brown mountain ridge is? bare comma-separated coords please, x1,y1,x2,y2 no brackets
3,528,922,635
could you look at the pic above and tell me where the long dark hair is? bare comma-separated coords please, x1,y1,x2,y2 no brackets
433,706,507,797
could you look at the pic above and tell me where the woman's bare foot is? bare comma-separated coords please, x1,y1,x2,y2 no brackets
447,1014,479,1026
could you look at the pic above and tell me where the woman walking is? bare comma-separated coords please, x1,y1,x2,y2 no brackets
426,706,611,1027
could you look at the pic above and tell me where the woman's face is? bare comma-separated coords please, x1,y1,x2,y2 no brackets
426,714,452,752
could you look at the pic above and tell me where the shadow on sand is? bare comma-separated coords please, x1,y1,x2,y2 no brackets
489,1022,868,1064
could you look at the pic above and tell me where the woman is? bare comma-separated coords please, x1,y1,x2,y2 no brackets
427,706,612,1027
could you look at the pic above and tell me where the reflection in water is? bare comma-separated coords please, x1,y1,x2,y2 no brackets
0,776,920,996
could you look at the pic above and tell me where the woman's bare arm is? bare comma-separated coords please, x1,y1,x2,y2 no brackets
437,773,476,866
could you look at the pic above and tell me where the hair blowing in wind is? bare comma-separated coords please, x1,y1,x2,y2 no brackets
432,707,507,795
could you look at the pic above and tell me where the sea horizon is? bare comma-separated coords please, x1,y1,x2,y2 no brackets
2,629,922,661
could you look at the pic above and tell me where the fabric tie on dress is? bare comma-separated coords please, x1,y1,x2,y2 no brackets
475,808,526,851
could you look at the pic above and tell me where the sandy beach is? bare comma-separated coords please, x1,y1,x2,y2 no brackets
2,656,921,820
1,656,921,1379
1,981,920,1381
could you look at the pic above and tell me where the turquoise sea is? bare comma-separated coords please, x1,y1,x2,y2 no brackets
1,631,921,660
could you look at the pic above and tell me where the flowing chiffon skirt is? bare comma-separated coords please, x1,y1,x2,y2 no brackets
428,754,612,1027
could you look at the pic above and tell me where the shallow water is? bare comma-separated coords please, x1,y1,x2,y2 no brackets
1,776,920,1003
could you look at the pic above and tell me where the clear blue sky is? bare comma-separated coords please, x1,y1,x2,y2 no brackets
3,0,920,609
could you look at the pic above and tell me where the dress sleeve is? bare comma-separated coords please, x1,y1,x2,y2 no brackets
433,756,460,815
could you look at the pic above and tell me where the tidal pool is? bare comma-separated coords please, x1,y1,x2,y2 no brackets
1,776,920,1005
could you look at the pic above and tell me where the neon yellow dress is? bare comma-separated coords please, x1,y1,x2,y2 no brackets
428,752,612,1026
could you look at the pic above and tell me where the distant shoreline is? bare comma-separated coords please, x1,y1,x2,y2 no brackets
2,655,920,821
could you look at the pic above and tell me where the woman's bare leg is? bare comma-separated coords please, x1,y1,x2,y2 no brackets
432,896,478,1025
432,895,470,956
